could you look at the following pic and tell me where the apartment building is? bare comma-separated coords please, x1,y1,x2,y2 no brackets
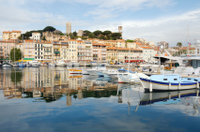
84,41,93,62
60,42,68,60
127,42,137,48
68,40,77,61
106,47,118,63
43,41,53,62
53,43,61,61
2,30,21,40
0,40,15,59
23,40,35,60
92,43,107,63
140,46,155,62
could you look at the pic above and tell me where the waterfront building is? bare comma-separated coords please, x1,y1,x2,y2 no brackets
117,48,143,63
68,40,77,61
53,43,61,61
23,40,35,61
106,47,118,63
140,46,156,62
2,30,21,40
60,42,68,60
0,40,15,60
84,41,93,62
181,47,195,54
43,41,53,62
30,32,41,40
92,42,107,63
66,22,71,35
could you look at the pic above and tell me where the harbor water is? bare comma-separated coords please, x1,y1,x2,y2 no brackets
0,67,200,132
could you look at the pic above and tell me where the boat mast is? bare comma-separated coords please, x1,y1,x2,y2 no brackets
187,25,190,55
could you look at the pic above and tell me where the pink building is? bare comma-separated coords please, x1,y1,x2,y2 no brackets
92,42,107,63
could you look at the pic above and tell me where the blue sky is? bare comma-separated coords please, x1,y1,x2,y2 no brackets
1,0,200,46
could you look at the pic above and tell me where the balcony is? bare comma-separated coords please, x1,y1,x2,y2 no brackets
54,51,60,54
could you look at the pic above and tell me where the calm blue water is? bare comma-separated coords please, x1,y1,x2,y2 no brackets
0,67,200,132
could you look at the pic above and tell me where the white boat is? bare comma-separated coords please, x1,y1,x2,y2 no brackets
56,60,66,67
86,63,107,76
67,61,79,67
69,69,82,74
139,74,200,92
31,61,40,67
48,62,56,67
2,62,12,68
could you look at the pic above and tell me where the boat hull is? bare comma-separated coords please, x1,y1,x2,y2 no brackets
86,69,98,76
140,78,199,91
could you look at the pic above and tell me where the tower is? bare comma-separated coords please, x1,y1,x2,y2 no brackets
118,26,122,38
66,22,71,35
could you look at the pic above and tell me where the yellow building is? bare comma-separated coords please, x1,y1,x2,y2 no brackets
2,30,21,40
106,47,118,63
53,43,61,61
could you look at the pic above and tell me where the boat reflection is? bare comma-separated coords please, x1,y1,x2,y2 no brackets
0,68,118,106
139,89,200,116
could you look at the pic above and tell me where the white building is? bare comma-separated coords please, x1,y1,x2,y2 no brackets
30,32,41,40
140,46,156,62
77,30,83,37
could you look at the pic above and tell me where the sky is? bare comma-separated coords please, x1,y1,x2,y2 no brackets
1,0,200,46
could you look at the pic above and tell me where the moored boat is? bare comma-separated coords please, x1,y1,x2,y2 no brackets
139,74,200,92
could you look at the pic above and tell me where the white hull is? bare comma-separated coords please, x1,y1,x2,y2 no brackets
140,78,199,91
3,64,11,68
56,64,66,67
82,69,89,75
32,64,39,67
86,69,98,76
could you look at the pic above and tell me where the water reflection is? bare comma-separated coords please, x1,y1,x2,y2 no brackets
0,68,118,106
1,68,200,131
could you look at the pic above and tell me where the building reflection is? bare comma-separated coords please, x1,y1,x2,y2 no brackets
0,68,118,106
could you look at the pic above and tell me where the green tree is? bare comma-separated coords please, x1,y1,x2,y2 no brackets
42,36,46,40
176,42,182,48
111,33,121,40
93,30,102,36
99,34,105,40
10,69,23,84
84,30,91,36
126,39,134,42
10,48,22,62
102,30,112,36
88,33,96,38
69,33,76,39
43,26,56,32
73,31,77,37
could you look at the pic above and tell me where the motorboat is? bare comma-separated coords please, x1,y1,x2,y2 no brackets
67,61,79,67
25,62,31,67
117,69,149,83
18,62,26,67
56,60,66,67
48,62,56,67
69,69,82,74
86,63,107,76
31,60,40,67
139,74,200,92
2,62,12,68
96,71,110,78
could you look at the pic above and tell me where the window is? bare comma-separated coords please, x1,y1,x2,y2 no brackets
174,78,177,81
163,78,167,81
